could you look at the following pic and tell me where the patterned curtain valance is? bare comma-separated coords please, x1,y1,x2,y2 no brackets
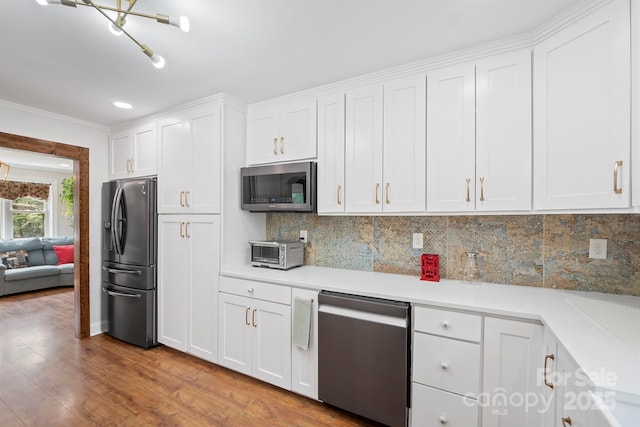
0,180,51,201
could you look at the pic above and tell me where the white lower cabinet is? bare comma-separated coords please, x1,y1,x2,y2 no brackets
482,317,544,427
412,383,479,427
412,306,482,427
218,277,292,390
290,288,318,399
158,214,220,363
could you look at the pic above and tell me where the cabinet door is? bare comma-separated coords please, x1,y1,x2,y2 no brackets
317,93,346,213
383,74,426,212
426,63,476,212
247,105,279,165
109,129,131,179
554,345,593,427
533,0,630,209
252,299,292,390
157,215,187,351
345,84,384,212
291,288,318,399
482,317,544,427
158,117,191,213
279,99,317,162
131,122,157,178
476,50,531,211
186,215,220,363
187,105,221,214
218,292,252,376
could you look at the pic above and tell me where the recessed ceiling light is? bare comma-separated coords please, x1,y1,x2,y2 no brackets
113,101,133,110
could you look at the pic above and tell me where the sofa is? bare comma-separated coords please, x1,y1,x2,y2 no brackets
0,236,74,297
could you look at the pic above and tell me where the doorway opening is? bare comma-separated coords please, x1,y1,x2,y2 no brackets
0,131,90,338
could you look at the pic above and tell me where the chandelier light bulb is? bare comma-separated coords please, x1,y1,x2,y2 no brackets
151,54,165,69
108,22,123,36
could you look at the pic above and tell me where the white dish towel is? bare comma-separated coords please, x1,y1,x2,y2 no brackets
292,297,312,350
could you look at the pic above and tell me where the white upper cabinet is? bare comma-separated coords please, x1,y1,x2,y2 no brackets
383,74,426,212
633,0,640,207
345,75,426,213
427,63,476,212
157,104,221,214
109,122,157,179
533,0,630,210
476,50,532,211
427,49,532,213
247,99,317,165
345,84,384,213
317,93,346,214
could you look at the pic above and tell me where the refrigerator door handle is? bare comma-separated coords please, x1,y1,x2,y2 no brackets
103,266,143,276
111,187,124,255
104,288,142,299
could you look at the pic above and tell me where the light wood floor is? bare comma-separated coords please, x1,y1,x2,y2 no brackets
0,288,380,426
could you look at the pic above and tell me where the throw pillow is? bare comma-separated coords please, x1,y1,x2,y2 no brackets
0,250,29,269
52,245,74,265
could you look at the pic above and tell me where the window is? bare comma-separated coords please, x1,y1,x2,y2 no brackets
10,196,47,238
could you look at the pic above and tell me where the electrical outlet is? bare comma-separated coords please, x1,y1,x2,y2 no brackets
412,233,423,249
589,239,607,259
299,230,308,243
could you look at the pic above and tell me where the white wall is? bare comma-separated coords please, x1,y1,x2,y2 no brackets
0,100,109,336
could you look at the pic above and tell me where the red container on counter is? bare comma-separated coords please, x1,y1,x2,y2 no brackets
420,254,440,282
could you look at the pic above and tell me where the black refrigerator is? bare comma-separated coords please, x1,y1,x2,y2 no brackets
102,177,157,349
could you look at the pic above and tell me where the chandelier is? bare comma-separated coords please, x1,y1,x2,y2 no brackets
35,0,190,69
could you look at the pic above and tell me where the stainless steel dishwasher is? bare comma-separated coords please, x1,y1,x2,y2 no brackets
318,291,410,427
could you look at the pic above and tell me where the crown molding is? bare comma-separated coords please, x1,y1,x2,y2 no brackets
533,0,612,43
0,99,109,132
110,92,247,132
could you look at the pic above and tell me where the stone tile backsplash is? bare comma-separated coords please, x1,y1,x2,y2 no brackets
266,213,640,296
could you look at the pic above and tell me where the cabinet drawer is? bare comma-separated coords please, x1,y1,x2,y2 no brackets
219,277,291,305
414,306,481,342
413,333,481,396
411,383,479,427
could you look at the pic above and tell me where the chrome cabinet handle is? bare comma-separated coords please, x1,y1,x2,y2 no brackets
179,191,185,207
614,160,623,194
386,183,390,204
273,138,278,155
544,353,555,389
479,177,485,202
466,178,471,202
245,307,250,326
185,191,190,207
185,222,190,238
562,416,572,426
337,185,342,205
252,308,257,327
280,136,284,154
375,183,380,204
180,222,185,238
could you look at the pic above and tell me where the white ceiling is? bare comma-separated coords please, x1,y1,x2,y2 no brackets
1,0,587,127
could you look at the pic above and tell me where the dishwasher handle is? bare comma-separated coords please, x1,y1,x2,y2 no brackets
319,304,407,328
318,290,409,319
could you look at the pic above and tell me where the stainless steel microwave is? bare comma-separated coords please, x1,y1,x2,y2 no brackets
241,161,316,212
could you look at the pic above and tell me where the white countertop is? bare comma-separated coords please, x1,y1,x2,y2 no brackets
221,264,640,409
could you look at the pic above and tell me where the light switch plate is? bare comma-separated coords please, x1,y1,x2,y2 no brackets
412,233,423,249
589,239,607,259
299,230,308,243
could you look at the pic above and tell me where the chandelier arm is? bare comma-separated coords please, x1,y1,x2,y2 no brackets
76,1,159,21
81,0,146,52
